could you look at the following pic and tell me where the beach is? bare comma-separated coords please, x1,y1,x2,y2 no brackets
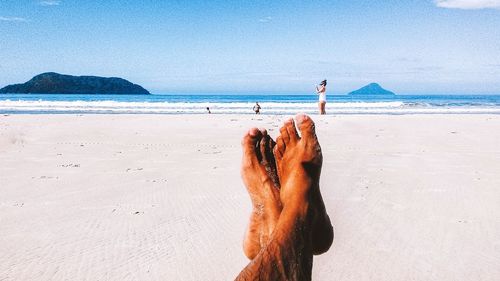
1,113,499,280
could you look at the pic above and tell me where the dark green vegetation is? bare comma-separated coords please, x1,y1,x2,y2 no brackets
0,72,150,95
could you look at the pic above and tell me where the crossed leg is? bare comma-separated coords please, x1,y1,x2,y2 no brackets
237,114,333,280
241,128,282,259
274,115,333,255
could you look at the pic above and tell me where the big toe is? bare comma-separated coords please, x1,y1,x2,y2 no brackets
241,128,262,165
296,113,316,140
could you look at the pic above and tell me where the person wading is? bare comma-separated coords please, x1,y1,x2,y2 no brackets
253,102,261,114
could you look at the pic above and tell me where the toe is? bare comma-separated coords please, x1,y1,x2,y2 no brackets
259,134,268,164
256,129,268,162
274,135,285,159
241,128,263,166
296,114,316,140
265,137,280,188
268,135,277,153
285,118,299,143
241,128,262,147
273,135,285,182
279,121,290,143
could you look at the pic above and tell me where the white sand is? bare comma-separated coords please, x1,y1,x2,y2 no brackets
1,114,499,281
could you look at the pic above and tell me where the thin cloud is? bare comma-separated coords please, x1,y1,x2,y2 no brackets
39,0,61,6
394,57,422,63
434,0,500,9
258,16,272,23
0,16,28,22
410,66,444,72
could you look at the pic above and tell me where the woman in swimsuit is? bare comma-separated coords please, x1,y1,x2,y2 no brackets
316,79,327,115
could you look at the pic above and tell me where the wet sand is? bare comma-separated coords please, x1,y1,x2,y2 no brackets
1,114,499,280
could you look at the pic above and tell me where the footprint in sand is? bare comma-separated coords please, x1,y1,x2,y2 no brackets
35,175,59,180
126,167,143,172
61,164,80,168
146,179,167,183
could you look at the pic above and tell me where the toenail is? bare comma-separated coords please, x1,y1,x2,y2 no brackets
249,129,258,136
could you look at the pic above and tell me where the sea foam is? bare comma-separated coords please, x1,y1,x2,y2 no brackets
1,94,500,114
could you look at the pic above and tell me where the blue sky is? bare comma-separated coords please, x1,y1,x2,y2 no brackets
1,0,499,94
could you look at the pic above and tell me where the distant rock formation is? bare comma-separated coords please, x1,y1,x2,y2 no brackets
0,72,150,95
348,83,396,96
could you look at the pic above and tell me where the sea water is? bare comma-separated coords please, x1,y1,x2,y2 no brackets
1,93,500,114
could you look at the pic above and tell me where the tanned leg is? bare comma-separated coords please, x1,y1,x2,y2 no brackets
241,128,282,259
235,198,314,281
274,114,333,255
236,114,331,280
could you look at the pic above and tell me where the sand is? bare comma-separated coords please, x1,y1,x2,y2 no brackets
1,114,499,281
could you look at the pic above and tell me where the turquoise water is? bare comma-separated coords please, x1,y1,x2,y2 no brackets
1,93,500,114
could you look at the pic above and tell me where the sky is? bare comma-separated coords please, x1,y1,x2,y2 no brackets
0,0,499,94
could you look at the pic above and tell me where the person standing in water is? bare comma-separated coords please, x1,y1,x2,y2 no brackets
253,102,261,114
316,79,327,115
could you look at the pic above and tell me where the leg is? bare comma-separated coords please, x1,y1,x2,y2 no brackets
274,114,333,255
236,114,332,280
241,128,282,259
236,198,314,281
320,101,326,115
241,116,333,257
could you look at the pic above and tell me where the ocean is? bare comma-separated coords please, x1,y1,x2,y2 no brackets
1,93,500,114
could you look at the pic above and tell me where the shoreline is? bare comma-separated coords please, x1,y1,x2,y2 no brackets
2,94,500,115
1,114,499,280
3,110,500,115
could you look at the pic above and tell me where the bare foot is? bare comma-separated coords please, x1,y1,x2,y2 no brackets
274,114,334,255
241,128,282,259
236,118,327,280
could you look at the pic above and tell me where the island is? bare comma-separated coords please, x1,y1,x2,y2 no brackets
348,83,396,96
0,72,150,95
